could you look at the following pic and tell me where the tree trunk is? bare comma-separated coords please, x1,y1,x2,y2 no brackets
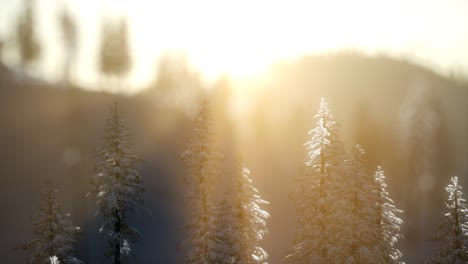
114,209,121,264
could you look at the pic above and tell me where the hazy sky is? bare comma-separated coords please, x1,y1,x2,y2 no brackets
0,0,467,90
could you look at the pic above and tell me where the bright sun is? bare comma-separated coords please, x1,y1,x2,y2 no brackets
126,0,344,81
128,0,299,80
127,0,411,81
71,0,468,88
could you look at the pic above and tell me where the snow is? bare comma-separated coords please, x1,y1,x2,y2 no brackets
17,181,82,264
429,176,468,263
287,98,349,263
90,102,145,262
181,103,224,264
286,99,404,263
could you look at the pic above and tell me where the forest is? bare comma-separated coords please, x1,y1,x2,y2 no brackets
0,0,468,263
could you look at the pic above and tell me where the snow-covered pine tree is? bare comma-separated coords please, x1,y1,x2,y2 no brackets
374,166,404,263
17,181,82,264
212,197,235,264
345,145,383,264
181,103,223,263
228,163,270,264
286,98,349,263
430,176,468,263
49,255,60,264
90,102,144,264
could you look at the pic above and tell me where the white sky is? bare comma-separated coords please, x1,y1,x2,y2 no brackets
0,0,467,91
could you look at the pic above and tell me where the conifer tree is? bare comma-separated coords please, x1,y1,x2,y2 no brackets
430,176,468,263
90,102,144,264
286,98,348,263
99,18,131,80
345,145,383,263
149,53,203,114
58,7,77,84
211,164,270,264
15,0,40,68
49,255,60,264
227,164,269,263
181,103,223,263
17,181,82,264
212,197,234,264
374,166,404,263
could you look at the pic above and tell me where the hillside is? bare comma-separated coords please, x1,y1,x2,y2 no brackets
0,53,467,263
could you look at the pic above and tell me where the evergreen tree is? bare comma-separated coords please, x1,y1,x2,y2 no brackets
212,164,270,264
181,103,223,263
286,98,348,263
15,0,40,68
374,166,404,263
228,164,269,264
430,176,468,263
58,7,77,84
345,145,383,263
99,18,131,79
90,102,144,264
0,38,4,59
212,197,234,264
17,181,82,264
49,256,60,264
149,52,203,113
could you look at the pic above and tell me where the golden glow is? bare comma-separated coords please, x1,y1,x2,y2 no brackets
0,0,467,87
125,0,468,83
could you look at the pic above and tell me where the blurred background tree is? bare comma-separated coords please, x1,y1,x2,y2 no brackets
144,52,204,116
15,0,41,69
98,17,131,91
0,38,4,59
58,6,78,85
